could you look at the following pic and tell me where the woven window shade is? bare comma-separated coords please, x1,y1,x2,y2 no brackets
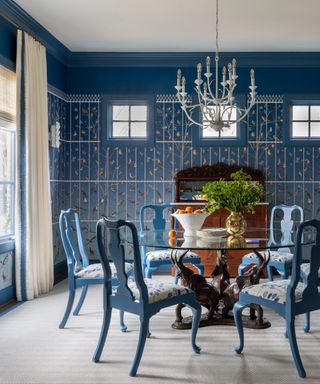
0,65,16,123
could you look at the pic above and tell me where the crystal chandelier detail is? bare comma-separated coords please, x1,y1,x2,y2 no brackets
175,0,257,132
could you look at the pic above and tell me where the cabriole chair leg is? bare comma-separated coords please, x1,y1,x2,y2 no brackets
73,285,88,316
59,289,75,329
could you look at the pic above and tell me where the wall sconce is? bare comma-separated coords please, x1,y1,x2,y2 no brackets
50,121,60,149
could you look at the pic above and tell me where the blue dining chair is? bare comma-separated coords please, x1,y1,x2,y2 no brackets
93,217,202,377
140,204,204,282
300,257,320,333
233,219,320,378
59,209,133,330
238,204,303,280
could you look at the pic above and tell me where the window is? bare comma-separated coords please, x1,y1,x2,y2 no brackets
192,95,247,147
284,95,320,146
292,105,320,137
0,65,16,240
102,95,155,146
112,105,147,138
202,106,237,138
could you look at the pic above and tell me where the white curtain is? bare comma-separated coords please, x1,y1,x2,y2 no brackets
15,30,53,301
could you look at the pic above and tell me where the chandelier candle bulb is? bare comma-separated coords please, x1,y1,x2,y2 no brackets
206,56,211,74
222,66,226,84
232,58,236,76
182,76,186,96
250,69,255,87
177,69,181,87
228,63,232,83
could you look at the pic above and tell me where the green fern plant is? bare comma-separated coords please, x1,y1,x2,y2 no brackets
203,169,264,214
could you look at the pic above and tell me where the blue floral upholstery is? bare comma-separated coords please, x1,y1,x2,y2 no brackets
117,278,192,304
75,262,133,279
300,263,320,278
243,251,293,263
242,279,306,305
146,249,200,261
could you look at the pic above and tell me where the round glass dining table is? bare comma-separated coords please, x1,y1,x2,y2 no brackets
135,227,314,330
138,227,314,251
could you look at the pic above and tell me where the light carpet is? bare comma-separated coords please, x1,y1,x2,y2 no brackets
1,276,320,384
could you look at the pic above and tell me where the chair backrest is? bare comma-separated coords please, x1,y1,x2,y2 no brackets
96,217,148,302
59,209,90,275
269,204,304,252
287,219,320,308
140,204,176,232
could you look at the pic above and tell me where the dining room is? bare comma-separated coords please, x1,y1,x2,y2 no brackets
1,0,320,383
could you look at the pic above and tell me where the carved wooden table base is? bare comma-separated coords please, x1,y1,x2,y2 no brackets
171,249,271,330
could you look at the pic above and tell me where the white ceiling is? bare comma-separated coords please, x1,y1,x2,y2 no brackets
14,0,320,52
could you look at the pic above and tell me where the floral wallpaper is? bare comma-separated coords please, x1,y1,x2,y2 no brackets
47,92,319,264
0,252,13,291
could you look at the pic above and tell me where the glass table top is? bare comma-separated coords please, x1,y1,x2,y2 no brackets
135,228,315,251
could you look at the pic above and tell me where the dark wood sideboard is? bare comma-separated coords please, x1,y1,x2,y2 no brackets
173,163,268,277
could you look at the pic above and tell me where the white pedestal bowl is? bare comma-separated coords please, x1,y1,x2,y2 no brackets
171,212,209,237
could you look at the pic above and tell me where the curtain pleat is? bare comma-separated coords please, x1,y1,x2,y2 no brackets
15,30,54,301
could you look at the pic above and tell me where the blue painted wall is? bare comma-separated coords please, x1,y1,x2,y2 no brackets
67,66,320,95
0,14,68,92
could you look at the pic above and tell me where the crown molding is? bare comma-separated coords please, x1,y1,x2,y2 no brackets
69,51,320,68
0,0,71,65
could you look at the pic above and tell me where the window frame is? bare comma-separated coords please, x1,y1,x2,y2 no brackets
283,94,320,146
0,60,16,243
101,94,155,146
0,121,15,242
191,94,247,147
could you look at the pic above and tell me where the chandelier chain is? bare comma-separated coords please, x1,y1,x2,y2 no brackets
215,0,219,60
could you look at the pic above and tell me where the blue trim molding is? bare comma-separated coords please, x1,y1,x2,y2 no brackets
0,285,15,306
283,94,320,146
69,52,320,69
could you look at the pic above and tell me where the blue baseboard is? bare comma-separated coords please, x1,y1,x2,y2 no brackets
0,285,15,306
54,260,67,284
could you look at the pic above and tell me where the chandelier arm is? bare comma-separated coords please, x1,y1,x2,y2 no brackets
206,77,220,102
223,103,255,125
181,106,203,127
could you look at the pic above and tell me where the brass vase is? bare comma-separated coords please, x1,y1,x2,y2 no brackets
226,211,246,248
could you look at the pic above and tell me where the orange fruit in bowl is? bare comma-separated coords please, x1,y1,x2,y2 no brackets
185,206,193,213
193,209,203,214
168,229,177,238
176,209,185,214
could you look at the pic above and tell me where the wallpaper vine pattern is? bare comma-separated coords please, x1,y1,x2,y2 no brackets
48,92,319,264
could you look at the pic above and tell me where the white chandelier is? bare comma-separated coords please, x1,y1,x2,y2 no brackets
175,0,257,132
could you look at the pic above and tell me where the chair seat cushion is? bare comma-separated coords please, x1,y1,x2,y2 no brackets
300,263,320,278
242,251,293,264
75,262,133,279
241,279,306,305
146,249,200,262
124,278,192,304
